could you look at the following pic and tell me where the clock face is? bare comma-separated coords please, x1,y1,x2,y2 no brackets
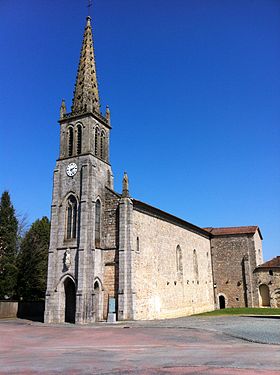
66,163,78,177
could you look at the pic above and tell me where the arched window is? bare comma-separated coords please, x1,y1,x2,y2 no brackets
193,249,199,279
176,245,183,274
68,127,74,156
77,125,82,155
100,131,106,160
95,199,101,248
94,127,99,157
66,195,77,239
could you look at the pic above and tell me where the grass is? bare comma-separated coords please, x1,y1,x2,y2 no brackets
193,307,280,316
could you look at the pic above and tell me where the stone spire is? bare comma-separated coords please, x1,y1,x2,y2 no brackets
71,16,100,114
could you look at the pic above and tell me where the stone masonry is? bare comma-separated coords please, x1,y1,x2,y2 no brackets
206,227,263,308
132,202,214,319
254,256,280,308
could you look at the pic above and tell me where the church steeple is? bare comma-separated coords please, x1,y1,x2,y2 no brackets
71,16,100,114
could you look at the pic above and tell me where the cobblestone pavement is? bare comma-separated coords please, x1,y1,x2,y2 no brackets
0,316,279,374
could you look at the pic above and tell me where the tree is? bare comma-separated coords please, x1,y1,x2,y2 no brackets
0,191,18,299
16,212,29,253
17,216,50,301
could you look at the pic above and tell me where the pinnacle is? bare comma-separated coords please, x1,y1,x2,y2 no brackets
71,16,100,114
122,172,130,198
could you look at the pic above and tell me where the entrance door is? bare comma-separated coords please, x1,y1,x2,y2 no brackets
259,284,270,307
64,278,76,323
219,295,226,309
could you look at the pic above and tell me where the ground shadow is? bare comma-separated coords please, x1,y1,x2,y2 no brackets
17,301,45,322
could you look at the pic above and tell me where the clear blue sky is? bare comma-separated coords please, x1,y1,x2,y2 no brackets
0,0,279,261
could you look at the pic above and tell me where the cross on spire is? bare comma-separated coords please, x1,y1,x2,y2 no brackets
87,0,93,17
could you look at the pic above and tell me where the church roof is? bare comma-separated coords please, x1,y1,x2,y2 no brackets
255,256,280,270
71,16,100,114
132,199,211,238
204,226,262,239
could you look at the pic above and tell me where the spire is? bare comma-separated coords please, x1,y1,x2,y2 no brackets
122,172,130,198
71,16,100,114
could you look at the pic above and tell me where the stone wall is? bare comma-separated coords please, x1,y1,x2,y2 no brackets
103,250,117,318
211,232,262,308
132,209,214,320
254,268,280,308
104,188,119,250
102,188,120,319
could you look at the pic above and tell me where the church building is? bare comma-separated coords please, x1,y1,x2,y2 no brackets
44,16,264,324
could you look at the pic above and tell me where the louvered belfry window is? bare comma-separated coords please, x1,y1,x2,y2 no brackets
68,127,74,156
77,125,82,155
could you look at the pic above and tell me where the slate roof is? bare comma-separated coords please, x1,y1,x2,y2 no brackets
204,226,262,239
255,256,280,270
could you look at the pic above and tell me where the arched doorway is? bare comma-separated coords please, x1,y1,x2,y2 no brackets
259,284,270,307
93,279,102,321
219,295,226,309
64,278,76,323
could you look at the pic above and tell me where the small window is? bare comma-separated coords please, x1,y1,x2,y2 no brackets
269,270,273,276
136,237,140,253
176,245,183,274
77,125,82,155
193,249,199,279
68,127,74,156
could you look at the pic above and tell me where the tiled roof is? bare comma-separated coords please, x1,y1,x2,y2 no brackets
204,226,262,239
255,256,280,269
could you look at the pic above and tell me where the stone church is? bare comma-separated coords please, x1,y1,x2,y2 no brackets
44,16,264,324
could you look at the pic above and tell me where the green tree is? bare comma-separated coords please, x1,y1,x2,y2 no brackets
17,216,50,300
0,191,18,299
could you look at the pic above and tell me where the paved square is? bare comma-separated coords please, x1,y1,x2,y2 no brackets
0,316,279,374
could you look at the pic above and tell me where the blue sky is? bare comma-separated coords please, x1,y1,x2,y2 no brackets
0,0,279,261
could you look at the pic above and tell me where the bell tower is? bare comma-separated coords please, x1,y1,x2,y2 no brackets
58,16,111,165
44,16,114,324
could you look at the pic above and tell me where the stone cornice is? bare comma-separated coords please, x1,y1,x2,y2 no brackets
59,110,111,129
